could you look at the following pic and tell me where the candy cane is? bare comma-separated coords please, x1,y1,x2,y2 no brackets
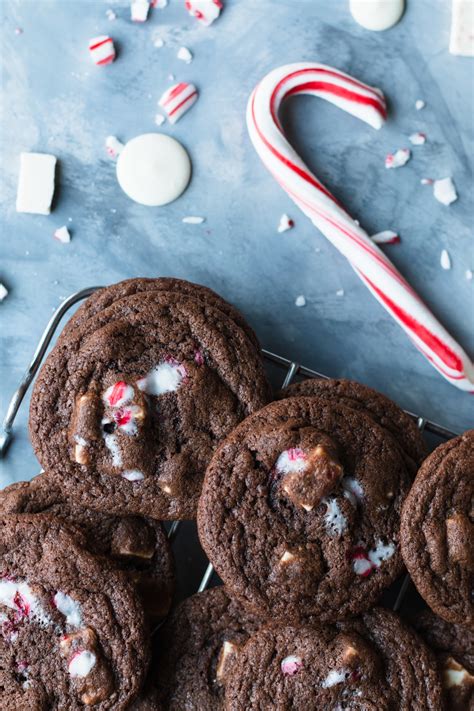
247,63,474,392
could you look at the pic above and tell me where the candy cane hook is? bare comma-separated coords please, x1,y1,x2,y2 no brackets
247,63,474,392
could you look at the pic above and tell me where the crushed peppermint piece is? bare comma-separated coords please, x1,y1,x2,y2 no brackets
409,132,426,145
277,213,294,233
342,477,364,505
182,216,205,224
15,27,23,35
421,178,433,185
122,470,145,481
158,82,198,124
281,655,303,676
0,283,9,302
322,669,347,688
433,177,457,206
323,498,347,536
53,226,71,244
371,230,400,245
466,269,473,281
440,249,452,270
153,37,165,48
336,289,344,297
154,113,165,126
53,592,83,628
368,540,395,567
131,0,150,21
152,0,168,7
104,433,122,467
385,148,411,169
105,135,124,158
138,360,187,396
177,46,193,63
89,35,116,66
68,650,96,678
275,448,307,475
103,381,134,408
106,8,117,20
185,0,223,26
295,295,306,307
415,99,425,110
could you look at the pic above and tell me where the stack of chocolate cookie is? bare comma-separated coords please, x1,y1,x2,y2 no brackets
1,277,472,710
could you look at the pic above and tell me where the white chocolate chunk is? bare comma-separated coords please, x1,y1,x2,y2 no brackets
16,152,57,215
322,668,347,687
450,0,474,56
138,361,186,396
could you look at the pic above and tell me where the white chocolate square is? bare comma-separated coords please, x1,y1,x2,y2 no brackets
450,0,474,56
16,152,57,215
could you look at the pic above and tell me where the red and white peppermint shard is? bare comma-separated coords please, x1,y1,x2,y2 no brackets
185,0,222,26
89,36,116,66
247,62,474,391
158,83,198,124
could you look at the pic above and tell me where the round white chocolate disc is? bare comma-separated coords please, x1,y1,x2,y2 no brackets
350,0,405,31
116,133,191,206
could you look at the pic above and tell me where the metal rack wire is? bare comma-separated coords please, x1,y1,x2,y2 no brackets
0,286,459,610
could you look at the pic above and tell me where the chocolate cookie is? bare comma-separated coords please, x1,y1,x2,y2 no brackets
279,378,427,470
0,515,149,710
29,289,270,519
0,473,174,623
61,277,260,352
401,431,473,627
153,587,261,710
198,397,413,622
225,608,442,710
410,610,474,710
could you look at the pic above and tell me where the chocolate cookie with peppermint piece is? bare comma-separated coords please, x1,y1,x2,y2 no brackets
153,587,261,710
198,397,413,622
29,289,270,519
0,515,149,710
224,608,442,710
279,377,428,472
409,609,474,711
0,472,175,624
401,430,473,628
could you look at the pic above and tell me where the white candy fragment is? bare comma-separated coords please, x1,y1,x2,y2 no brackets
131,0,150,21
106,8,116,20
440,250,452,270
277,213,294,233
466,269,473,281
158,83,198,124
0,579,53,628
185,0,223,26
415,99,426,110
295,295,306,307
154,113,165,126
16,152,57,215
89,35,116,66
53,592,83,628
385,148,411,169
0,284,8,302
420,178,433,185
122,470,145,481
450,0,474,56
368,540,395,567
336,289,345,297
322,669,347,688
152,0,168,7
153,37,165,48
409,132,426,145
54,226,71,244
105,135,125,158
371,230,400,245
177,46,193,63
104,433,122,467
138,361,187,396
182,216,205,224
281,655,303,676
68,650,96,678
323,498,347,536
433,178,457,206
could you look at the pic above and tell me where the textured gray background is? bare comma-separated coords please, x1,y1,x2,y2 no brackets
0,0,473,487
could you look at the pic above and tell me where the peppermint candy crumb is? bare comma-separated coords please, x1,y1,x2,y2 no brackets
295,295,306,307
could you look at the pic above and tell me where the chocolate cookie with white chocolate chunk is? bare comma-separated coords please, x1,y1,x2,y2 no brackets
29,288,270,519
224,609,442,710
198,397,413,622
153,587,261,710
0,472,175,624
0,514,149,710
401,430,474,628
409,610,474,711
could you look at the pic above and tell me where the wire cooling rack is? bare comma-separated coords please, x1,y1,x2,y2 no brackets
0,286,459,613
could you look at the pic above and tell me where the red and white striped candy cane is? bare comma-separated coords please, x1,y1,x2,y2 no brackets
247,63,474,392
